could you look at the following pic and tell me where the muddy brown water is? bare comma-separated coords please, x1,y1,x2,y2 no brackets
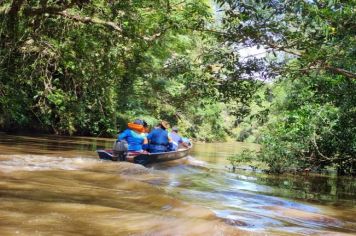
0,133,355,235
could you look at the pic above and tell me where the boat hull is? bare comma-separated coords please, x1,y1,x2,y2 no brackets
97,145,192,165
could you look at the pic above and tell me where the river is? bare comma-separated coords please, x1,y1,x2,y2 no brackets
0,133,355,235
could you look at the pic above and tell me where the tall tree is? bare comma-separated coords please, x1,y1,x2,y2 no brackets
0,0,220,136
217,0,356,175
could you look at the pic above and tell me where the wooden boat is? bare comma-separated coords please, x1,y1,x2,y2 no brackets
97,144,192,165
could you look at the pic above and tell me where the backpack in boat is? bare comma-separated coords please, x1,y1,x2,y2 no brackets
112,140,128,161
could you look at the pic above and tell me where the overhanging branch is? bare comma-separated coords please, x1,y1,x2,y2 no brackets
24,0,77,16
265,42,303,57
324,65,356,79
24,0,78,15
54,10,122,33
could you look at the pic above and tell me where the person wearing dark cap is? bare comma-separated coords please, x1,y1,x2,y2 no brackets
147,120,173,153
117,119,148,152
169,126,189,151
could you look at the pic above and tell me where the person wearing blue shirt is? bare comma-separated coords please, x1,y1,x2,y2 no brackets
181,137,191,146
169,127,189,151
118,119,148,152
147,120,173,153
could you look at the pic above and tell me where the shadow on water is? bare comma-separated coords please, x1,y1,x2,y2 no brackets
229,169,356,206
0,133,113,157
0,132,356,235
189,142,356,205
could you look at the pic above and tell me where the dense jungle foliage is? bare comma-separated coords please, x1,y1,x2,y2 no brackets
220,0,356,175
1,0,355,174
0,0,252,140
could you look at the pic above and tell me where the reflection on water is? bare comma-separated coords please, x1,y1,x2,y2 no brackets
0,133,355,235
190,142,260,165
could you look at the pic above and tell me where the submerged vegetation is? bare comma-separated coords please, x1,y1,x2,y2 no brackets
1,0,355,175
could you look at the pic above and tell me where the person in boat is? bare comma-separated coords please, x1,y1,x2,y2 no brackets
140,120,149,137
117,119,148,152
147,120,173,153
182,137,191,146
169,126,189,151
142,120,149,132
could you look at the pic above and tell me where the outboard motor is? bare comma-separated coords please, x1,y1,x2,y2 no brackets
112,140,128,161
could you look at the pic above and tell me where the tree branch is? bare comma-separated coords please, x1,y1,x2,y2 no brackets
7,0,26,16
24,0,78,15
324,65,356,79
6,0,26,34
254,42,356,79
311,131,331,161
264,42,303,57
54,10,122,33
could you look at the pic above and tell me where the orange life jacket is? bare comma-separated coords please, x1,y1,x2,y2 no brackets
127,122,145,133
